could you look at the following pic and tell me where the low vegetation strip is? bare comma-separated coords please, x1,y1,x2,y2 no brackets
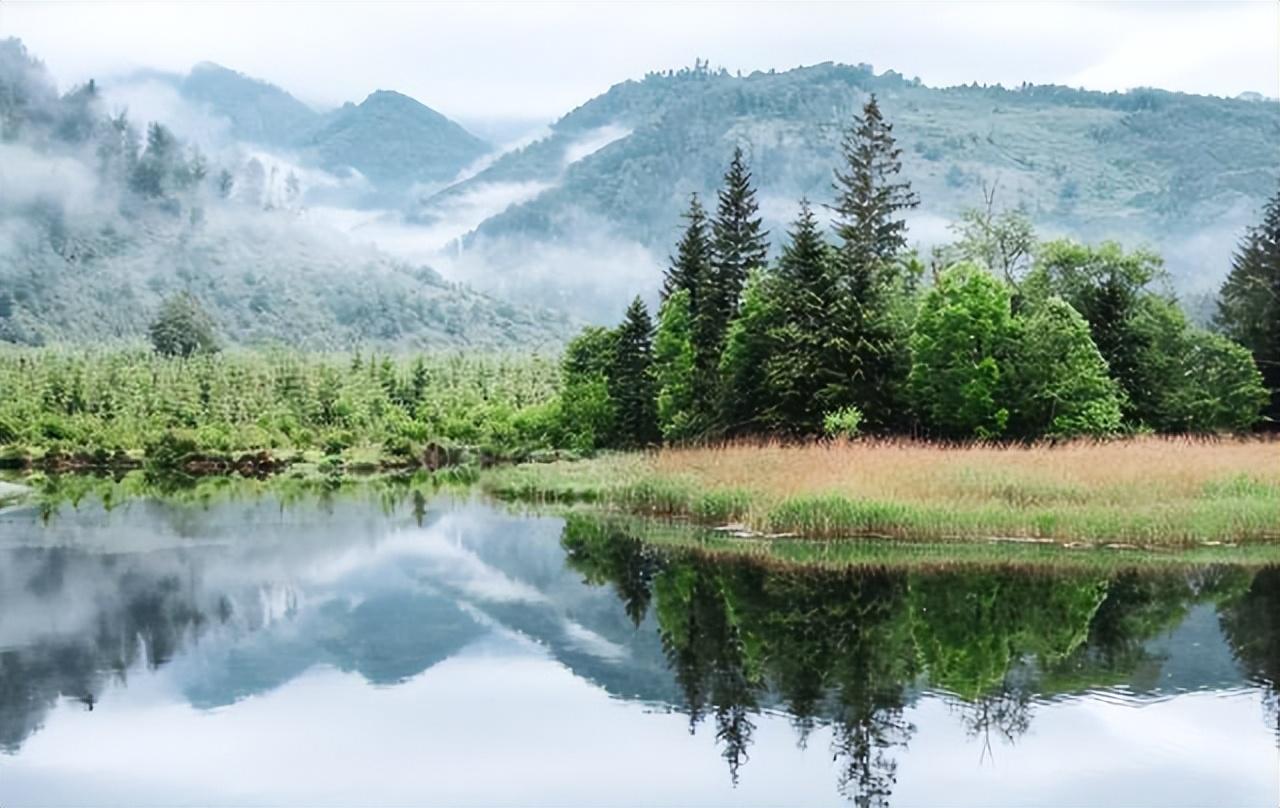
483,437,1280,544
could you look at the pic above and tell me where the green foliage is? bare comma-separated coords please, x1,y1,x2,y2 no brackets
653,290,700,441
719,271,780,435
609,298,660,448
560,325,622,451
822,406,863,439
148,293,220,358
1024,240,1163,422
1216,187,1280,424
1004,297,1125,438
909,263,1013,438
0,349,563,462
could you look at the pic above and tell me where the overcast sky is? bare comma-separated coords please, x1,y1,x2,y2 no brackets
3,0,1277,123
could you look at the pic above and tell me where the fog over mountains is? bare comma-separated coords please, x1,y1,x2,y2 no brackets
2,36,1277,343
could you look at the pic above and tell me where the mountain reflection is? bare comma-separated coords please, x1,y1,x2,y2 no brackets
0,489,1278,806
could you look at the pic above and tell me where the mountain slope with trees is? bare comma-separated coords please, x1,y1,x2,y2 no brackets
0,39,568,350
432,62,1278,317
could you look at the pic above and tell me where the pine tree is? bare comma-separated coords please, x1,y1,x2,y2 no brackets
1216,187,1280,426
822,95,918,430
609,297,660,447
763,200,833,433
710,146,769,326
663,194,713,302
831,94,918,273
662,193,721,425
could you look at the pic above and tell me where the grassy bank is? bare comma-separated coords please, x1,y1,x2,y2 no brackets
484,437,1280,545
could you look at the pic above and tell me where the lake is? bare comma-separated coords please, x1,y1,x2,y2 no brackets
0,485,1276,806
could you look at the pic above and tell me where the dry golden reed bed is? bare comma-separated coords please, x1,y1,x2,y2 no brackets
487,436,1280,544
650,436,1278,508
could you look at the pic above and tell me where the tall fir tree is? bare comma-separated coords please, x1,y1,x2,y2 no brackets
766,200,835,433
1216,187,1280,426
710,146,769,330
823,95,918,430
663,194,713,302
609,297,660,447
831,94,919,273
663,193,721,426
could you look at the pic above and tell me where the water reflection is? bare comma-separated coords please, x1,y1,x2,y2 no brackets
562,517,1276,805
0,485,1277,805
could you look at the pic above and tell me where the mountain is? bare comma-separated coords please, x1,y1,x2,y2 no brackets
178,61,322,147
114,62,491,198
0,38,571,350
302,89,491,192
419,63,1280,318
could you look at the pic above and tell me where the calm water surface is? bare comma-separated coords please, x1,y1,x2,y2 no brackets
0,487,1276,806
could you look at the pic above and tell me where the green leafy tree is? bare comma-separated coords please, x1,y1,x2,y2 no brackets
653,289,699,441
609,297,660,447
908,263,1014,438
559,326,618,450
1024,240,1163,424
1004,297,1125,438
719,271,780,434
148,293,220,358
826,94,918,431
1216,188,1280,426
662,194,722,422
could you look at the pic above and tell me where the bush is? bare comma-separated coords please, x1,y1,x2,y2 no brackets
823,406,864,439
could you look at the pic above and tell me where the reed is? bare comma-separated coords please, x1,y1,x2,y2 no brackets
484,436,1280,544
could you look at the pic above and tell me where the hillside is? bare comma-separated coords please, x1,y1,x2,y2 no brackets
303,90,491,190
0,39,571,350
116,61,492,196
422,63,1280,317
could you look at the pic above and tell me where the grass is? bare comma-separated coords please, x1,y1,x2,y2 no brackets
483,436,1280,545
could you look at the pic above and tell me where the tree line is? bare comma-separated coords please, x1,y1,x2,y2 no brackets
565,95,1277,447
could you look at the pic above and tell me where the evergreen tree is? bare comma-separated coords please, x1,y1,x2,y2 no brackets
1216,188,1280,426
662,193,723,426
831,94,919,271
763,200,833,433
710,146,769,330
822,95,918,430
609,297,660,447
663,194,713,301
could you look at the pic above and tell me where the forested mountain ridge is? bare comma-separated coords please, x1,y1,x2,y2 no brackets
428,62,1279,316
0,39,571,350
118,60,493,194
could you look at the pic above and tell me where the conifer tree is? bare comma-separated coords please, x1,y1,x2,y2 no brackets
609,297,660,447
662,193,721,425
763,200,832,433
663,194,712,302
710,146,769,327
831,94,918,273
1216,187,1280,425
823,95,918,430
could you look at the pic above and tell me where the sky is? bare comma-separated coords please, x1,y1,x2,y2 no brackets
1,0,1277,125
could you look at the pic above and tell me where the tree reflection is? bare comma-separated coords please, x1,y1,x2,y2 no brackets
561,515,1280,804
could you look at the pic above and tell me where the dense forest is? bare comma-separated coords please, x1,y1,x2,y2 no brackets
566,96,1277,445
